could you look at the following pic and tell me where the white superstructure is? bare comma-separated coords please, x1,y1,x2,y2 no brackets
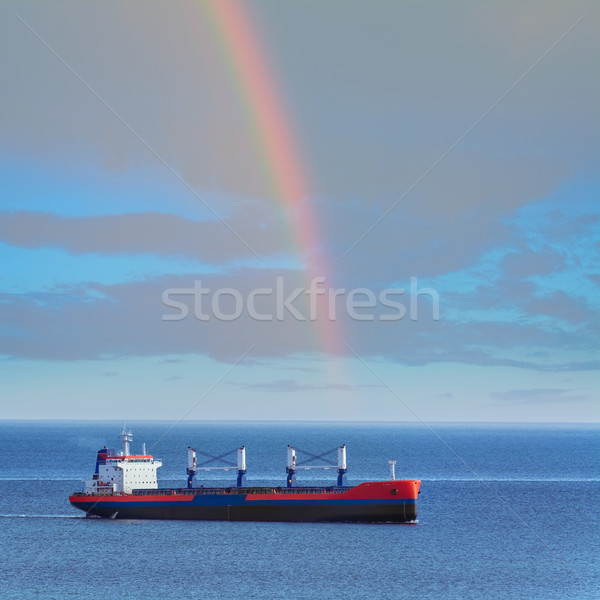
84,427,162,494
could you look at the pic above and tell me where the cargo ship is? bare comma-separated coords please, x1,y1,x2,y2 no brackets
69,429,420,523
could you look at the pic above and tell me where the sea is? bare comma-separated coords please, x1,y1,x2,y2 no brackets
0,421,598,599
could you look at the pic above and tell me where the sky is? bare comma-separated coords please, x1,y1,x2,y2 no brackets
0,0,598,422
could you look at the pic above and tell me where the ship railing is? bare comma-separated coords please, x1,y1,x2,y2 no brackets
74,485,355,498
278,486,352,494
128,486,354,496
105,457,159,464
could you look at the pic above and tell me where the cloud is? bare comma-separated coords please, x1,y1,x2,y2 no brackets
523,290,597,325
1,266,598,372
2,0,597,206
490,388,591,404
0,209,291,264
500,247,566,279
0,0,598,390
228,379,382,393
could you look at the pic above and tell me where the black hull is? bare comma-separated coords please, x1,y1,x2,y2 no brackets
75,502,417,523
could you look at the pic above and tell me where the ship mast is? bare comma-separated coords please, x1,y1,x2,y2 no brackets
120,425,133,456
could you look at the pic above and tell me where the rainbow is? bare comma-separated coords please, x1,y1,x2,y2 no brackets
203,0,343,357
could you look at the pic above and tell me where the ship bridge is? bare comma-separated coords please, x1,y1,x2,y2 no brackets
84,427,162,495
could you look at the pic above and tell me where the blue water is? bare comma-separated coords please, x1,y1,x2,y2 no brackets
1,421,598,599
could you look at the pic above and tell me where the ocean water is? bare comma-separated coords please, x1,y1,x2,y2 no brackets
0,421,598,599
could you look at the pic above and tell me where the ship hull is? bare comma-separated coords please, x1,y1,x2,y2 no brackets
70,500,417,523
70,480,420,523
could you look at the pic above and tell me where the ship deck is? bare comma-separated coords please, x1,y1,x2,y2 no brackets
71,485,354,497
